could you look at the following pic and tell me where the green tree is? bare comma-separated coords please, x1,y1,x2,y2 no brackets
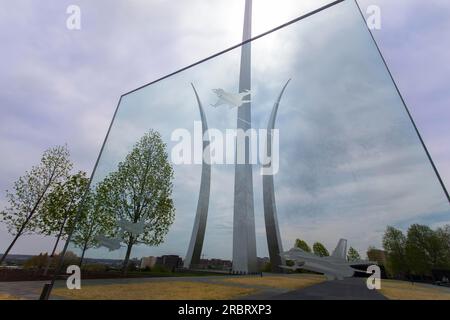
72,186,116,266
347,247,361,262
39,172,89,255
294,239,311,252
382,226,407,277
435,225,450,268
405,224,449,276
0,145,72,265
23,251,78,270
37,171,89,274
312,242,329,257
99,130,175,274
23,253,49,270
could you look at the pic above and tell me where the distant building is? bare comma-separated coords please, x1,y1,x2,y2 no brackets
432,269,450,283
140,256,157,269
197,258,232,271
156,255,183,271
367,248,387,266
257,257,270,271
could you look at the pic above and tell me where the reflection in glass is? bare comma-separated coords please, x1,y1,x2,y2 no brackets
53,0,449,288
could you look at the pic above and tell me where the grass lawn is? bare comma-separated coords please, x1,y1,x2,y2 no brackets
223,274,326,290
380,280,450,300
0,293,20,300
125,271,227,278
52,280,256,300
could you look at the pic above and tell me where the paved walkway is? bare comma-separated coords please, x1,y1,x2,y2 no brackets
0,280,47,300
272,277,387,300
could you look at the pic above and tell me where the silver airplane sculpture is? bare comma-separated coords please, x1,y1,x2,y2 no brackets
211,88,251,109
94,235,122,252
279,239,375,280
117,219,146,237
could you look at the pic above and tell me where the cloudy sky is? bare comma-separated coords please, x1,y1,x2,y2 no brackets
1,0,449,260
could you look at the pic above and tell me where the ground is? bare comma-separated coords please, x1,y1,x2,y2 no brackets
380,279,450,300
0,293,20,300
53,281,255,300
272,277,387,300
50,274,326,300
1,274,450,300
223,274,325,290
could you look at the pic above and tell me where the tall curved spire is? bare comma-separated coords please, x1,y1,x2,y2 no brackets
184,83,211,269
263,79,290,272
233,0,257,274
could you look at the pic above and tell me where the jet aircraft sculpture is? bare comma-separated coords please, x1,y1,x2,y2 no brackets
94,235,122,251
211,88,251,109
280,239,375,280
94,220,146,251
117,219,146,237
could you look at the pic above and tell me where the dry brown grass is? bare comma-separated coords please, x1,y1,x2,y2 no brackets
223,274,326,290
0,293,20,300
380,280,450,300
52,280,256,300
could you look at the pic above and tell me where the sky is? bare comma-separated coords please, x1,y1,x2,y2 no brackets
0,0,449,260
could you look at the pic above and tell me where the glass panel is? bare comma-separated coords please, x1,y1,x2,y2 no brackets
50,0,448,297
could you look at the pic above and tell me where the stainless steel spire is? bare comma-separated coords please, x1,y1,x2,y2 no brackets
232,0,257,274
184,84,211,269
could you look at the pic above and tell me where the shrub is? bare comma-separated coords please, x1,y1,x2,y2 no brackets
82,264,108,273
23,253,49,270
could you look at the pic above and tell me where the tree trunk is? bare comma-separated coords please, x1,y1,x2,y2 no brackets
43,216,68,276
79,224,95,267
122,237,134,276
79,241,89,267
0,232,22,265
0,217,30,265
0,184,51,265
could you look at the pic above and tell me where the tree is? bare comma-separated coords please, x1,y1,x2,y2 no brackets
37,171,89,274
23,253,49,270
99,130,175,274
405,224,449,276
38,172,89,255
382,226,407,277
23,251,78,270
347,247,361,262
312,242,329,257
294,239,311,252
0,145,72,265
381,224,450,279
435,225,450,268
72,186,116,266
